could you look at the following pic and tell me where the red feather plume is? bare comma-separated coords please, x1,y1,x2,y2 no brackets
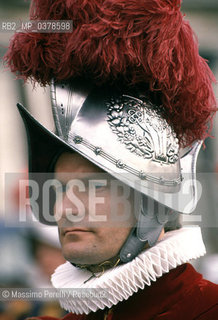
4,0,217,146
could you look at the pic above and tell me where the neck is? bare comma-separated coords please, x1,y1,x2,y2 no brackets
72,255,121,276
52,227,206,315
71,229,165,275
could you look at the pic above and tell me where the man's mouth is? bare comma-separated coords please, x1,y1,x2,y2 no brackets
63,228,91,236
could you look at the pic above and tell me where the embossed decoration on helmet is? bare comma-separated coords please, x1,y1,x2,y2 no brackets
107,95,179,164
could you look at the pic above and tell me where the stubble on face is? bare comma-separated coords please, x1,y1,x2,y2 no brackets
54,152,136,265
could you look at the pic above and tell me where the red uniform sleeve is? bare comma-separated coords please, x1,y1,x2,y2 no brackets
195,304,218,319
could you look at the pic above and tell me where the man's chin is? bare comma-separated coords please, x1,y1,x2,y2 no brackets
61,246,107,265
61,245,95,265
64,256,103,265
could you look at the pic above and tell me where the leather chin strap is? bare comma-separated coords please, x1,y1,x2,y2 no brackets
119,196,177,263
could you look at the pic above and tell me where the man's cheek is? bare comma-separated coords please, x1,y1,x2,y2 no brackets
53,196,63,222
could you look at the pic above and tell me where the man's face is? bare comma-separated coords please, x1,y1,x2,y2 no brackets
54,152,136,265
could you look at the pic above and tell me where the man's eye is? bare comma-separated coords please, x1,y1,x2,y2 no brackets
95,185,104,189
52,184,67,193
95,184,107,191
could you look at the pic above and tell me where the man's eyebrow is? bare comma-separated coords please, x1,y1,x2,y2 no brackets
54,171,109,180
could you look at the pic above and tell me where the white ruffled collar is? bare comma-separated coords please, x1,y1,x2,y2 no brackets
51,227,206,315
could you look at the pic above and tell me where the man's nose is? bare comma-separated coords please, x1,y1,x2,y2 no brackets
54,186,87,223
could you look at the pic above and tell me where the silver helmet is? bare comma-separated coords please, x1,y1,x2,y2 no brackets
18,78,202,262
